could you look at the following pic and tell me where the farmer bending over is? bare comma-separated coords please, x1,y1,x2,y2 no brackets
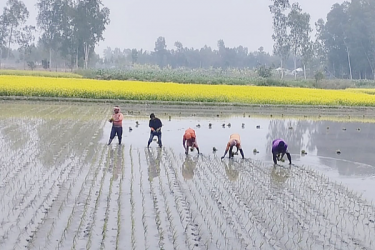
108,106,124,145
147,113,163,148
221,133,244,159
272,139,292,165
183,128,200,154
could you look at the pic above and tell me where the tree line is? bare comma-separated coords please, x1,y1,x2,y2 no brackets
1,0,375,80
0,0,109,70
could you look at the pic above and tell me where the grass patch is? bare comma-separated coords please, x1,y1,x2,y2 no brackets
0,69,82,78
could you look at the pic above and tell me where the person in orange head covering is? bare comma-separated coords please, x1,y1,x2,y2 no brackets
183,128,200,155
221,133,244,159
108,106,124,145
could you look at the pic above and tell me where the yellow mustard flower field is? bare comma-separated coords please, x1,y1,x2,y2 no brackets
1,75,375,106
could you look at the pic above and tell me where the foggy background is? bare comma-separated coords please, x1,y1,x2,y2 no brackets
0,0,342,54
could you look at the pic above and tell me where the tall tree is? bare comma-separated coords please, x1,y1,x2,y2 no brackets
317,3,353,79
16,25,35,69
287,3,311,79
74,0,110,69
0,14,8,68
2,0,29,61
37,0,65,69
154,36,167,68
270,0,290,78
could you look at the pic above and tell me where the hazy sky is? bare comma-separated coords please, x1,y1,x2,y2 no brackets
0,0,344,56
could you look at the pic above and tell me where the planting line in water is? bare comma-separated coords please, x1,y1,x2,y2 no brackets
28,122,101,249
0,116,53,191
0,117,84,247
27,111,105,249
177,153,254,249
239,159,374,249
84,146,112,249
168,151,247,249
100,146,124,249
238,162,339,249
200,156,280,249
145,148,175,250
173,154,225,249
137,149,159,250
117,145,132,249
161,149,200,250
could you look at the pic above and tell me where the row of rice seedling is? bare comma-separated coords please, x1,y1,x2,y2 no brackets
243,160,374,249
137,150,155,250
29,109,107,249
1,103,374,249
145,148,179,250
0,112,72,247
3,75,375,106
168,150,259,249
161,151,203,250
71,143,109,250
198,157,277,249
117,146,132,249
160,148,375,249
1,114,87,248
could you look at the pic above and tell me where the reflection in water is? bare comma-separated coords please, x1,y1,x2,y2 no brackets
223,159,239,182
319,156,375,176
182,155,199,180
270,166,290,188
146,148,162,181
108,146,123,181
266,119,375,176
266,119,317,158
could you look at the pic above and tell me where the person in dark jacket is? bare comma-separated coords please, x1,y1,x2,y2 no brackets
147,113,163,148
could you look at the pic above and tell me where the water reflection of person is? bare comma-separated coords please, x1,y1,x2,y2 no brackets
182,155,199,180
113,146,123,181
223,159,239,182
270,166,290,187
147,148,162,181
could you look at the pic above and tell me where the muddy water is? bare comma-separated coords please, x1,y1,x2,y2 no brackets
0,101,375,250
104,113,375,202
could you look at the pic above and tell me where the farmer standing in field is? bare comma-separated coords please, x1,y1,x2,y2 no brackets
108,106,124,145
221,133,244,159
147,113,163,148
183,128,200,155
272,139,292,165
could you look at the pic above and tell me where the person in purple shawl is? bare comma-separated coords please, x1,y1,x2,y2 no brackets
272,139,292,165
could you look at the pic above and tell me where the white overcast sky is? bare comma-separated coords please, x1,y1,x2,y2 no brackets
0,0,343,56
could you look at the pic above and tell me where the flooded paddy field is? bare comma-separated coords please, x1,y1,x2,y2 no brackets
0,101,375,250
